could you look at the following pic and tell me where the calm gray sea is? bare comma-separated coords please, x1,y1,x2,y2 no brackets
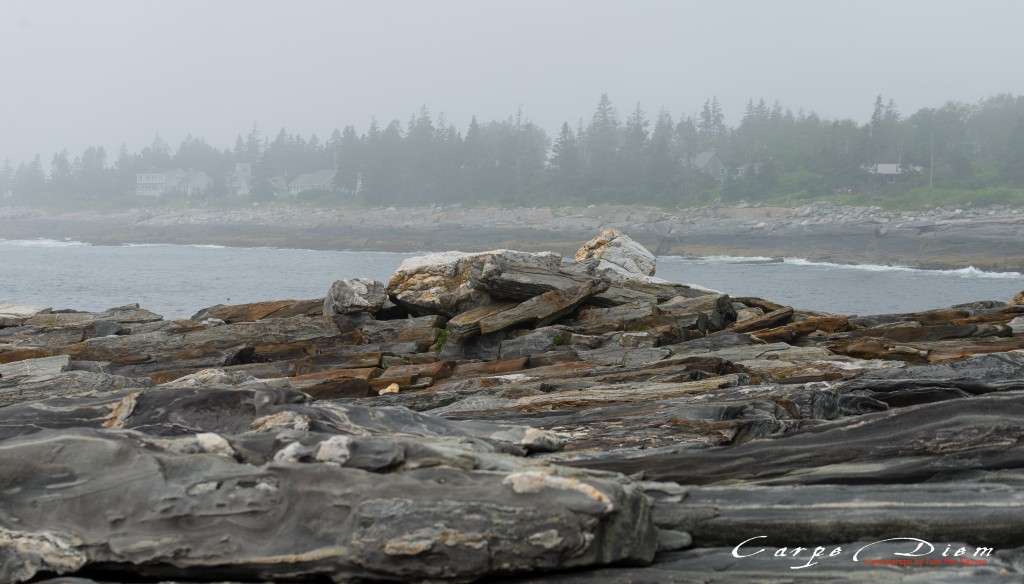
2,239,1022,319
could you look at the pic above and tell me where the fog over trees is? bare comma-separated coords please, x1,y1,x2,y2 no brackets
3,93,1024,209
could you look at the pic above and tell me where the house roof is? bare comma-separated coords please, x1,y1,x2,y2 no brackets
185,170,212,186
694,151,721,169
289,169,337,188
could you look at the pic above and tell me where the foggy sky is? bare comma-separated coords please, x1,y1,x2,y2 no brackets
2,0,1023,165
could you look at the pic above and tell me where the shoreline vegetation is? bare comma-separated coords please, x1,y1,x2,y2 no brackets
4,200,1024,272
4,93,1024,213
2,230,1024,582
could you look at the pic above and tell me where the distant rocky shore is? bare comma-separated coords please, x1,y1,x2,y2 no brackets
3,201,1024,271
3,229,1024,582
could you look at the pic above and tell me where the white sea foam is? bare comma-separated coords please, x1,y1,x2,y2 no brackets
781,258,1023,279
0,238,89,247
659,255,777,266
694,255,776,264
122,243,226,249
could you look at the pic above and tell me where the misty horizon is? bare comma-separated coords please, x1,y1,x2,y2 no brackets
3,0,1023,165
1,90,1019,169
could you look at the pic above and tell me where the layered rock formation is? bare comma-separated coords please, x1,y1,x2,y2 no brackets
2,230,1023,583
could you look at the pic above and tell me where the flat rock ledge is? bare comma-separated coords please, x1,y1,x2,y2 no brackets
2,231,1024,583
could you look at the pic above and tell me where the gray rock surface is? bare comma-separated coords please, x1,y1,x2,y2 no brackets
1,235,1023,582
323,277,392,317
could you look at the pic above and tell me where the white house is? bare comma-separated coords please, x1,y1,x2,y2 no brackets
227,162,253,195
287,169,337,195
136,169,213,196
860,163,923,186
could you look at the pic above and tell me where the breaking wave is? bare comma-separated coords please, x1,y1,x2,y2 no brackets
0,238,89,247
781,258,1023,278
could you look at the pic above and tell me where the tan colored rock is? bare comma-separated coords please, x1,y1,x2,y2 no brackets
575,229,656,277
0,303,51,327
378,382,400,395
191,299,323,323
387,250,561,317
0,345,54,365
1012,290,1024,305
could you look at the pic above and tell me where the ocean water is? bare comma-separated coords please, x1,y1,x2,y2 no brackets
1,239,1022,319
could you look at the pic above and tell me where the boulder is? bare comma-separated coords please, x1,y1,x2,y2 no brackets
0,355,70,381
387,250,562,317
323,278,392,317
575,229,656,278
470,258,597,300
0,303,51,328
1012,290,1024,305
1011,316,1024,334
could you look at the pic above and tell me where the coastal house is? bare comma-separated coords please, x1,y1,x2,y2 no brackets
136,169,213,196
733,161,764,178
693,151,727,181
859,163,922,187
227,162,253,195
287,169,337,195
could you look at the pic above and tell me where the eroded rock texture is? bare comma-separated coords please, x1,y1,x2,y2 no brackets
2,234,1024,582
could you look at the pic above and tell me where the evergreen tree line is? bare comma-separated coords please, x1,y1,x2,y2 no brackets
3,93,1024,207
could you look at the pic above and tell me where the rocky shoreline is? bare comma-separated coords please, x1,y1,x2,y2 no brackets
4,201,1024,271
2,229,1024,582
